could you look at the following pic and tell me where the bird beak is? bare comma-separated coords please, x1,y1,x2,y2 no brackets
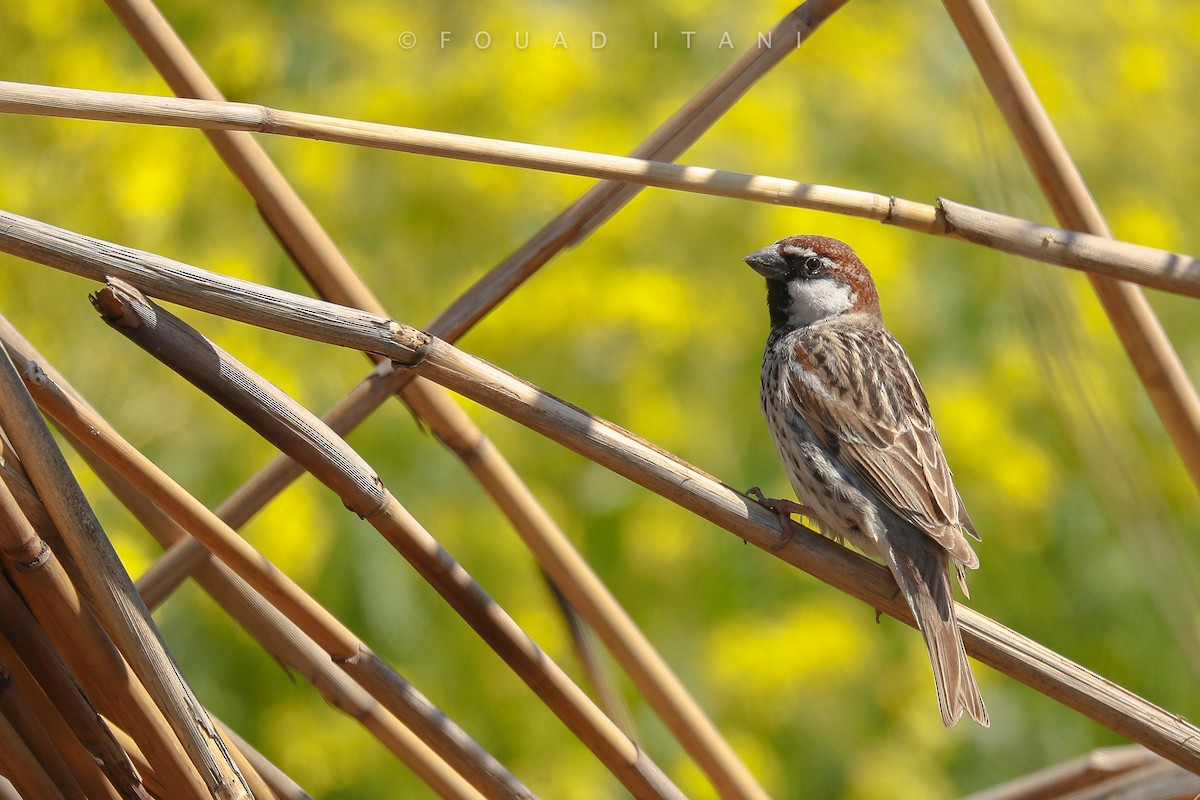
744,245,787,280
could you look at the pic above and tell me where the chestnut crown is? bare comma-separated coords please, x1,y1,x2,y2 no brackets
744,235,881,330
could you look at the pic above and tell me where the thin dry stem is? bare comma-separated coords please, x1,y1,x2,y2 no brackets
212,725,279,800
106,724,166,800
135,369,399,608
216,725,314,800
430,0,852,342
0,349,223,798
0,642,88,799
10,234,1187,771
941,0,1200,491
1,85,1197,297
0,563,190,797
1055,762,1200,800
78,430,489,800
961,745,1179,800
0,708,66,800
0,317,523,800
93,278,685,800
0,492,124,799
0,530,145,799
0,630,125,799
5,218,1187,769
0,2,1194,793
938,199,1200,296
104,0,792,790
414,340,1200,773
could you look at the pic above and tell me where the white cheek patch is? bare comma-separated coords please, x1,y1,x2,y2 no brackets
786,277,854,325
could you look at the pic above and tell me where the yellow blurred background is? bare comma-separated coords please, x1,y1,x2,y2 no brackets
0,1,1197,797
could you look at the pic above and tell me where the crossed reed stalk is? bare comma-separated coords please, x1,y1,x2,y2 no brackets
0,0,1196,798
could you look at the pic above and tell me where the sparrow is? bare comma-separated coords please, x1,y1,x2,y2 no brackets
745,234,989,728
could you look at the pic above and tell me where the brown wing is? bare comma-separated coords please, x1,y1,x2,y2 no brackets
786,324,979,568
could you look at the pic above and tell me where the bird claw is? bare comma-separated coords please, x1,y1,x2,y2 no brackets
745,487,819,551
745,486,768,503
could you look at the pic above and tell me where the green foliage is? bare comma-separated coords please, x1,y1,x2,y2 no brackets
0,1,1197,797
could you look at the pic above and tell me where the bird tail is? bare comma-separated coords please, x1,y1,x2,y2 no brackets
885,539,989,728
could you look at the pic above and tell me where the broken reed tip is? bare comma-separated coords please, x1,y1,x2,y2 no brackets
89,276,149,329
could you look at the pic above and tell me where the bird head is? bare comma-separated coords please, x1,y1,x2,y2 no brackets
744,235,881,330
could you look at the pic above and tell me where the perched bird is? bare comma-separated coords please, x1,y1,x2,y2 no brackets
745,234,989,727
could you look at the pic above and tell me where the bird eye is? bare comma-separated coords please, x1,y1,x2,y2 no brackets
801,256,824,278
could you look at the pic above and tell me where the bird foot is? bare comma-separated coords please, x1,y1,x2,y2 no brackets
745,487,819,551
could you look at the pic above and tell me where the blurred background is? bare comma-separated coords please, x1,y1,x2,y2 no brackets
1,0,1197,797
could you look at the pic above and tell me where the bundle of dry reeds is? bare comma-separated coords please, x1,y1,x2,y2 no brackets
0,0,1196,797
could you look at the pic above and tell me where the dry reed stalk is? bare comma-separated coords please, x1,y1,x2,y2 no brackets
0,643,87,798
6,224,1192,770
0,4,1192,791
84,434,488,800
0,589,200,799
0,777,24,800
102,0,382,321
0,709,65,800
0,366,214,798
0,628,123,799
941,0,1200,491
0,321,523,800
411,341,1200,774
217,725,313,800
429,0,852,341
135,368,399,608
104,0,796,792
92,280,685,800
0,567,144,797
543,581,636,739
110,0,634,756
0,493,84,799
937,201,1200,296
62,444,508,800
212,728,273,800
107,725,167,800
962,745,1176,800
415,391,737,773
1055,763,1200,800
0,499,123,799
63,370,528,797
1,85,1198,299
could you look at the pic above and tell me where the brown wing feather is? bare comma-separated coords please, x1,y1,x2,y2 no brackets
786,323,978,568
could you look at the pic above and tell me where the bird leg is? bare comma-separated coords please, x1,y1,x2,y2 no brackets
745,487,821,551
